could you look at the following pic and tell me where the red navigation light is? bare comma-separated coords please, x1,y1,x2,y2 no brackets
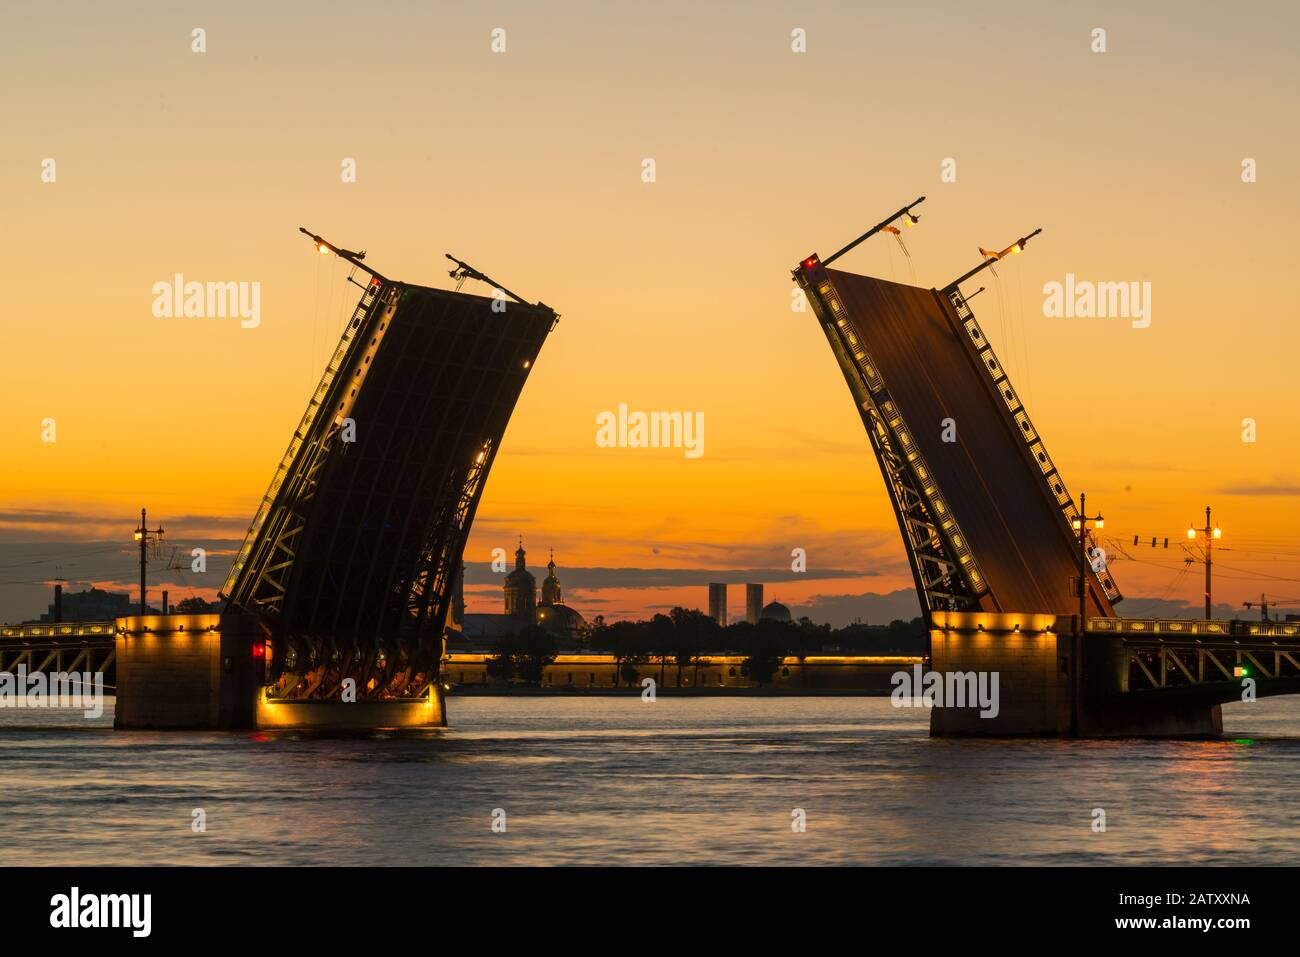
802,256,818,270
252,642,265,659
370,277,381,286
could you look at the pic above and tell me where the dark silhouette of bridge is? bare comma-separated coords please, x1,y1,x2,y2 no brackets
23,233,562,729
794,199,1300,735
214,234,557,716
219,236,556,710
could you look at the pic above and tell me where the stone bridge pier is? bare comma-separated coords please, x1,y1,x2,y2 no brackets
927,612,1221,738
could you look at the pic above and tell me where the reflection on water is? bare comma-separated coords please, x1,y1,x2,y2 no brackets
1,696,1297,865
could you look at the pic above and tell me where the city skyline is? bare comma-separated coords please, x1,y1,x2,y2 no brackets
1,537,1291,629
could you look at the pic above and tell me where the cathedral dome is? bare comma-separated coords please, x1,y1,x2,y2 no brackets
535,601,588,638
760,600,792,622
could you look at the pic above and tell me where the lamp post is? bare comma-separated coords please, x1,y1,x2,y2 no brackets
1070,493,1105,737
1187,506,1222,619
133,508,165,615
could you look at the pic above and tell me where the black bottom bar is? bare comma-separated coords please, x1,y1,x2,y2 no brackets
0,866,1280,943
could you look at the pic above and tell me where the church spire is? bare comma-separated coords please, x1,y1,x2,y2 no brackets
541,548,564,605
504,536,536,618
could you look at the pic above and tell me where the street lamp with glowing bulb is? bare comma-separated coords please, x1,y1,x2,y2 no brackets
133,508,165,615
1070,492,1105,737
1187,506,1222,618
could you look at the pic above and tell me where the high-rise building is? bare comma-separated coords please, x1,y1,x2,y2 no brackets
745,583,764,624
708,582,727,625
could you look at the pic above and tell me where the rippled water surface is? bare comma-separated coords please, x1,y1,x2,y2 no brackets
2,696,1297,865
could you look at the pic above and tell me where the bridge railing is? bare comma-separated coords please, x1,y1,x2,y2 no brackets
1088,617,1300,639
1,621,117,640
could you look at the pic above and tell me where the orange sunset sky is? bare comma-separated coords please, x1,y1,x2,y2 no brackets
2,2,1298,624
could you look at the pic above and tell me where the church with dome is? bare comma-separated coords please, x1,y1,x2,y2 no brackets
453,540,590,644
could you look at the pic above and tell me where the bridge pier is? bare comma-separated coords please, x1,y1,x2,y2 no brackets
113,613,445,730
114,613,260,729
254,687,445,730
928,613,1221,738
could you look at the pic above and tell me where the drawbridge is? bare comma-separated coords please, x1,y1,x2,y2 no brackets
220,231,557,703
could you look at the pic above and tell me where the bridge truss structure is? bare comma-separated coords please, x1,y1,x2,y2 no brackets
221,234,557,702
0,622,118,685
1090,617,1300,701
794,201,1121,619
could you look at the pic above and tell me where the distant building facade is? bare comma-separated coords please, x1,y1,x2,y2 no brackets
37,586,134,623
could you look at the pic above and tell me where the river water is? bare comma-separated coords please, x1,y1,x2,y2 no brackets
1,696,1297,866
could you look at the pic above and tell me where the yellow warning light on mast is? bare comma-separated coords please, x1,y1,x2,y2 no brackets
979,241,1023,260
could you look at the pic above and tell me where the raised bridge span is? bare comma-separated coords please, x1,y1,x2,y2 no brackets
794,199,1298,735
93,234,559,730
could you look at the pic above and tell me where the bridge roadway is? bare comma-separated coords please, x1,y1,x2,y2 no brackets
3,617,1298,703
823,269,1115,617
1088,616,1300,703
0,621,118,684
